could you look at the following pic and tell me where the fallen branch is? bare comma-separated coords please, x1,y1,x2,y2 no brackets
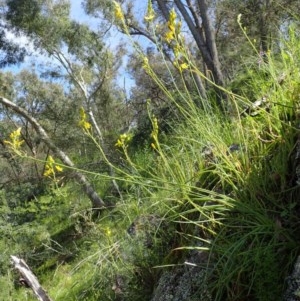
10,255,53,301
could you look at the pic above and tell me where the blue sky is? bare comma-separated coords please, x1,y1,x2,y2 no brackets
68,0,139,92
70,0,97,27
70,0,84,19
3,0,145,92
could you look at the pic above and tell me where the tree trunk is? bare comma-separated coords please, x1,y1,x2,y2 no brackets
0,96,105,208
259,0,270,56
174,0,226,109
196,0,224,84
10,255,53,301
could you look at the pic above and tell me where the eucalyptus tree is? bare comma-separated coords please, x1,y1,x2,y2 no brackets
214,0,300,77
84,0,300,109
0,67,107,208
0,94,106,208
0,0,26,67
0,71,62,202
217,0,300,51
5,0,129,136
84,0,228,107
0,0,131,207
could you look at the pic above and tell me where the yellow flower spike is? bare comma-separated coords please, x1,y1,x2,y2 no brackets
113,1,124,22
4,127,24,150
175,61,189,72
115,139,122,147
78,107,92,132
168,23,175,33
169,8,177,25
48,155,55,164
44,165,54,177
151,117,159,140
43,168,53,177
165,30,175,43
84,121,91,130
115,133,132,148
179,62,189,70
165,8,181,44
167,9,177,34
142,56,149,69
144,0,155,22
44,155,63,178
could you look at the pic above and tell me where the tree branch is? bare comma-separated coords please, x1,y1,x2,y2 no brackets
0,96,105,208
10,255,53,301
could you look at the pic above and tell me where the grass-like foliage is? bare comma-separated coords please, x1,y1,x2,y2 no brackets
94,15,300,299
2,8,300,301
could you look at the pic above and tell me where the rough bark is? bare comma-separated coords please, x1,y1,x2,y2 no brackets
258,0,270,55
10,255,53,301
197,0,224,84
284,255,300,301
174,0,224,85
174,0,226,109
156,0,171,20
0,96,105,208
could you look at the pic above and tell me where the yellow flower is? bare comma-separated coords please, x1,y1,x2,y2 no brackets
55,165,63,172
151,117,158,140
169,9,177,26
78,107,92,132
48,155,55,164
142,56,150,70
4,127,24,150
115,133,132,148
43,168,53,177
113,1,124,22
115,138,123,148
82,120,91,131
174,60,189,72
173,43,183,58
179,62,189,70
164,8,181,44
144,0,155,22
165,30,175,43
44,155,63,178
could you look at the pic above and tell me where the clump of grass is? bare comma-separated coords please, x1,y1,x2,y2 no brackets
46,13,300,301
96,15,300,300
4,5,300,301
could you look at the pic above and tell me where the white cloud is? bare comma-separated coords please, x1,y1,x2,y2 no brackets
2,1,136,93
4,29,34,52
